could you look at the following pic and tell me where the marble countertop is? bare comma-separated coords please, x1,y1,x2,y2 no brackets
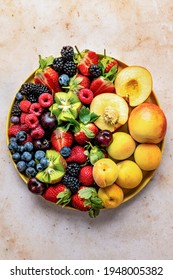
0,0,173,260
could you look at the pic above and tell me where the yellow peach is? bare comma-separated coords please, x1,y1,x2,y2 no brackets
106,132,136,160
98,183,124,208
128,102,167,144
93,158,119,188
134,143,162,171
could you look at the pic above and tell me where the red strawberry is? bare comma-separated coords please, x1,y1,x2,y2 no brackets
34,55,61,94
71,186,91,211
90,76,115,96
75,47,99,76
105,59,118,73
74,123,99,146
79,166,94,186
51,127,73,152
66,146,87,164
76,74,90,89
65,74,90,95
43,183,71,206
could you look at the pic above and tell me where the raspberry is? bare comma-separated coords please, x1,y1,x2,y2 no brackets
78,89,94,105
20,123,30,133
79,166,94,186
31,125,45,139
29,103,43,116
38,93,53,108
19,100,31,113
20,112,28,124
22,134,33,144
25,114,39,129
8,124,21,137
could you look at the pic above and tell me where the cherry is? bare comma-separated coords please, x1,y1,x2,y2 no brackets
94,130,113,147
27,177,46,195
40,111,57,130
33,138,51,150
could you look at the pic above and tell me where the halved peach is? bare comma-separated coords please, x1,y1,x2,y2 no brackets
115,66,152,106
90,93,129,132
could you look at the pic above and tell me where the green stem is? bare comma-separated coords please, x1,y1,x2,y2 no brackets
75,45,82,58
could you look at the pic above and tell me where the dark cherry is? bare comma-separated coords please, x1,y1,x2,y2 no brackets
40,111,57,130
27,177,46,195
94,130,113,147
33,138,51,150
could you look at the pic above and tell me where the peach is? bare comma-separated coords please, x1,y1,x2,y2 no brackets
98,183,124,208
106,132,136,160
128,103,167,144
93,158,119,188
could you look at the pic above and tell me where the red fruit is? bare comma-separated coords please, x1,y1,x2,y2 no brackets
38,93,53,108
21,133,33,144
90,76,115,96
8,124,21,137
43,183,71,206
74,123,99,146
77,50,99,76
31,125,45,139
105,59,118,73
78,89,94,105
25,114,39,129
51,128,73,152
66,146,87,164
19,100,31,113
76,74,90,89
79,166,94,186
20,123,30,133
20,112,28,124
29,103,43,116
71,186,91,211
34,55,61,94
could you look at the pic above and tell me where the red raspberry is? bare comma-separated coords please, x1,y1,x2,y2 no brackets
29,103,43,116
20,112,28,124
8,124,21,137
78,89,93,105
38,93,53,108
31,125,45,139
19,100,31,113
79,166,94,186
20,123,30,133
25,114,39,129
21,133,33,144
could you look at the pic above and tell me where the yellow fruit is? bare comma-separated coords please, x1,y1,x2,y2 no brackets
116,160,143,189
90,93,129,132
115,66,152,106
93,158,119,188
107,132,136,160
98,183,124,208
134,144,162,171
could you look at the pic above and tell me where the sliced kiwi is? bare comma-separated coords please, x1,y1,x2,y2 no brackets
36,150,67,184
50,92,82,124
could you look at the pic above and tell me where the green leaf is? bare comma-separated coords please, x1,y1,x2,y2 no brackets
89,112,100,122
89,208,100,218
56,190,71,207
79,187,96,200
105,65,118,82
38,55,54,70
82,126,95,138
79,106,99,124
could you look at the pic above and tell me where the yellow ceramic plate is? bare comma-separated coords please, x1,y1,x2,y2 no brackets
6,59,164,207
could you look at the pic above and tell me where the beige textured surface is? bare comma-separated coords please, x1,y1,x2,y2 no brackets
0,0,173,260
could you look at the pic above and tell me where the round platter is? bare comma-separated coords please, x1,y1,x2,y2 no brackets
6,56,165,214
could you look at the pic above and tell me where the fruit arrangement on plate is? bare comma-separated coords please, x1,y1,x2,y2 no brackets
7,46,167,218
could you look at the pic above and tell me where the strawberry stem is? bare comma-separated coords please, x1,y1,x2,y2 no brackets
104,49,106,57
75,46,82,58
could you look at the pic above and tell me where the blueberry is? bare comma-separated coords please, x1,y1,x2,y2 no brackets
8,142,19,154
17,161,27,173
40,157,49,169
36,163,44,171
9,137,17,142
58,74,70,86
27,160,36,168
25,167,37,178
35,150,45,161
12,152,21,162
17,145,25,153
24,142,34,152
10,116,20,124
16,131,27,143
15,92,24,101
21,151,33,162
60,146,71,158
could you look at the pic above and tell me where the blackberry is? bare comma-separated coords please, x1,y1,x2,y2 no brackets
62,175,80,194
52,57,65,73
60,46,74,61
66,163,80,177
20,83,50,97
11,100,22,117
63,61,77,77
89,64,102,78
26,93,38,103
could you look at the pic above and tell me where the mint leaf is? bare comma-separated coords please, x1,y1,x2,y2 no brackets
38,55,54,70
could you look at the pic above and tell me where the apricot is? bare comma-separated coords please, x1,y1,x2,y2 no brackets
128,103,167,144
98,183,124,208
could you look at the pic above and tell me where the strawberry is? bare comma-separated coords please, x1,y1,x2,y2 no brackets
75,47,99,76
63,74,90,94
105,59,118,73
86,144,107,165
77,74,90,89
66,146,87,164
71,186,103,217
79,166,94,186
90,76,115,96
43,183,71,206
51,127,73,152
34,55,61,94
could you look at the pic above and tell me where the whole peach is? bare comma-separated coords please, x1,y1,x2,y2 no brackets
128,103,167,144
